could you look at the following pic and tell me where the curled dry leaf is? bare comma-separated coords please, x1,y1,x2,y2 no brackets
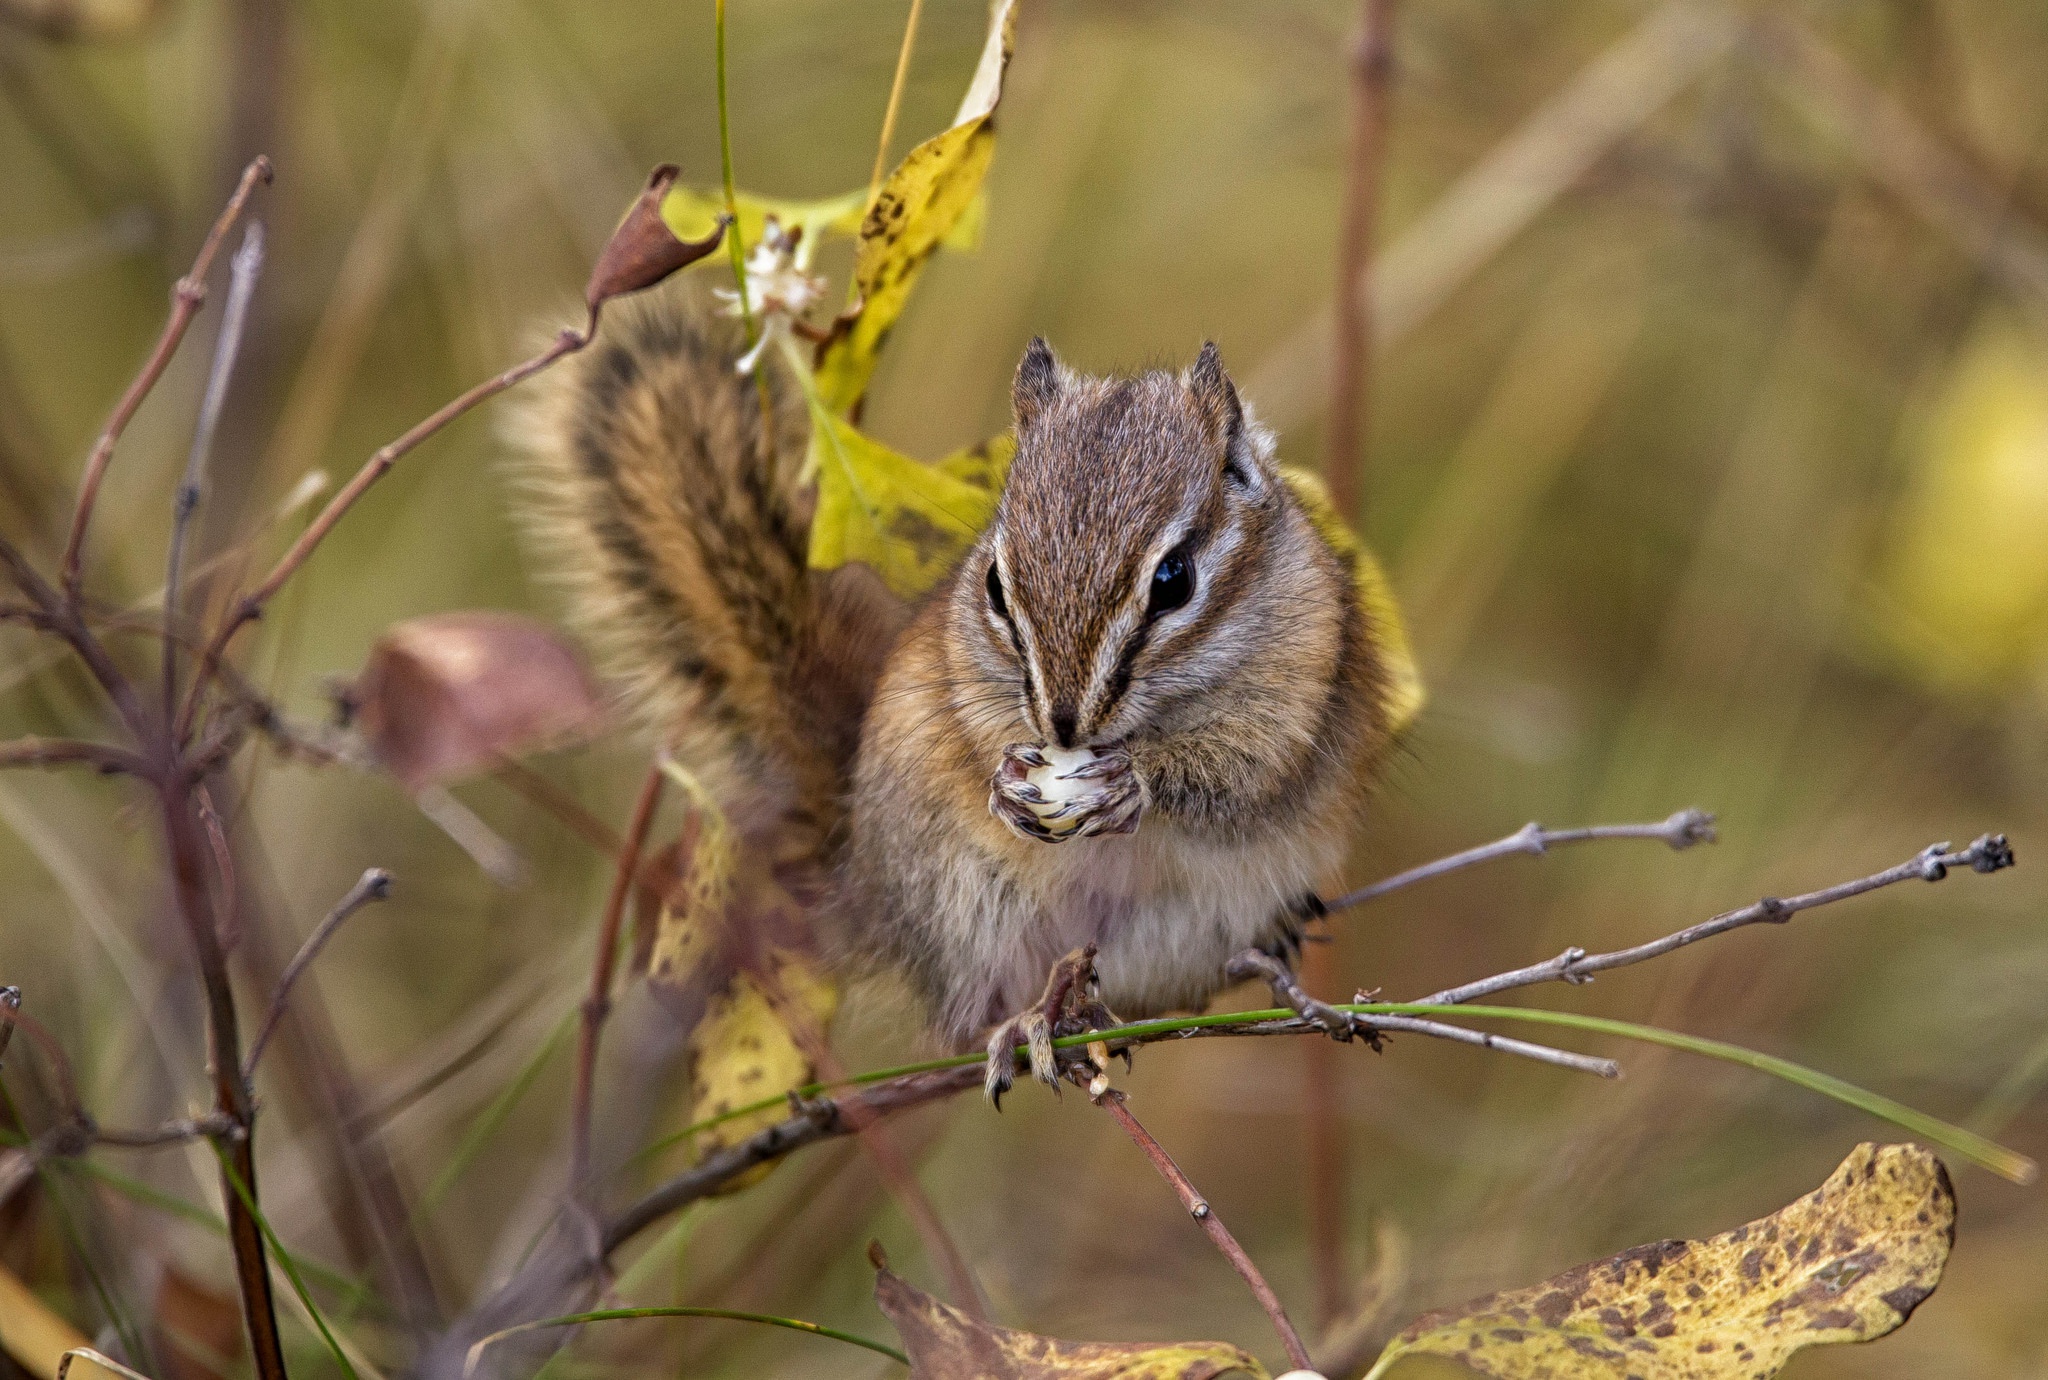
347,611,605,792
872,1243,1269,1380
1365,1143,1955,1380
584,164,729,331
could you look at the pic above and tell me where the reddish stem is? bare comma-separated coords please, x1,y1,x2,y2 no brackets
569,760,667,1200
60,156,272,603
180,326,590,744
1099,1092,1314,1371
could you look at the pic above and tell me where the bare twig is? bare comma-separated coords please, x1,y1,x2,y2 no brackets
244,867,394,1079
0,994,81,1112
91,1113,238,1149
1098,1092,1313,1371
569,762,665,1205
163,219,265,722
60,155,271,600
1323,0,1394,524
2,535,151,741
1326,808,1716,913
1421,833,2013,1006
0,986,17,1069
1247,1,1740,428
155,782,289,1380
1309,0,1396,1321
180,326,590,742
0,736,148,776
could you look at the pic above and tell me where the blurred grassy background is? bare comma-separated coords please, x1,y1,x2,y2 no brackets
2,0,2047,1377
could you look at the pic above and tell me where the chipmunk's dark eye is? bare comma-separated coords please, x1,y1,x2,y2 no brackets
1147,547,1193,617
986,562,1010,620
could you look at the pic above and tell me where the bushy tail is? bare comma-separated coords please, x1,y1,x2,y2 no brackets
514,281,900,836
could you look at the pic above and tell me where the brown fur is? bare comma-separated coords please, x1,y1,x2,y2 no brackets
519,296,1390,1050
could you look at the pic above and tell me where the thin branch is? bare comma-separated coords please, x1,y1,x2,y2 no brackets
1322,0,1394,523
568,763,665,1205
163,219,265,722
243,868,394,1080
1097,1091,1313,1371
180,326,590,742
1420,833,2012,1006
1,534,151,743
1312,0,1394,1304
1326,807,1716,913
0,996,82,1114
91,1114,238,1149
0,986,16,1069
866,0,926,209
431,820,2017,1370
0,736,149,776
60,155,271,601
155,780,288,1380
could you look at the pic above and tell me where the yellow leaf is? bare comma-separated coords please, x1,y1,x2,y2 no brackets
660,185,867,253
807,411,1000,599
933,430,1016,496
684,949,838,1188
1278,466,1426,734
645,761,733,991
814,0,1018,413
1864,317,2048,695
872,1246,1269,1379
648,758,839,1192
0,1264,89,1380
1365,1142,1955,1380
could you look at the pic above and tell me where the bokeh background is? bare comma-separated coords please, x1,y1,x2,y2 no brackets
2,0,2046,1376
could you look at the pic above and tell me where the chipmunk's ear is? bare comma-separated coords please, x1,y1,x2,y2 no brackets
1189,341,1272,498
1012,336,1062,431
1187,341,1243,448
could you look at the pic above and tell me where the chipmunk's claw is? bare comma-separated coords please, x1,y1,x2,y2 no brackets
989,743,1144,844
981,946,1123,1108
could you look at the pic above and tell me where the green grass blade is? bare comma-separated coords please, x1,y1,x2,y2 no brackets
464,1306,907,1376
212,1143,364,1380
420,1004,575,1216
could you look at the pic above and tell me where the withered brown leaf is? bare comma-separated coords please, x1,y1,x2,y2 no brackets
584,164,728,331
347,611,604,792
872,1243,1270,1380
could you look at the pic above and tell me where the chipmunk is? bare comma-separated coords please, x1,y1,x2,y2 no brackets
519,282,1396,1101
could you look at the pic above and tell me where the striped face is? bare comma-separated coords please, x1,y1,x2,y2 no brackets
962,339,1286,751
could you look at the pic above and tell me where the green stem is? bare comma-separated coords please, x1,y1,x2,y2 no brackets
464,1306,907,1373
714,0,755,340
625,1002,2036,1185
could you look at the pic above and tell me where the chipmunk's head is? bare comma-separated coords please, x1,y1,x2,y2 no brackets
958,337,1335,761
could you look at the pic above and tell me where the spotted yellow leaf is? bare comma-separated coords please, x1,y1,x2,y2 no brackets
806,411,1001,599
1365,1143,1955,1380
814,0,1018,413
650,760,838,1192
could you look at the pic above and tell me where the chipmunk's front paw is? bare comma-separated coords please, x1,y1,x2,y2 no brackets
988,743,1144,844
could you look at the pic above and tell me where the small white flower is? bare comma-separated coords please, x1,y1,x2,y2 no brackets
715,216,826,375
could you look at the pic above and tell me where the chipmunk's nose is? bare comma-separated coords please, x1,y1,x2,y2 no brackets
1049,704,1078,748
